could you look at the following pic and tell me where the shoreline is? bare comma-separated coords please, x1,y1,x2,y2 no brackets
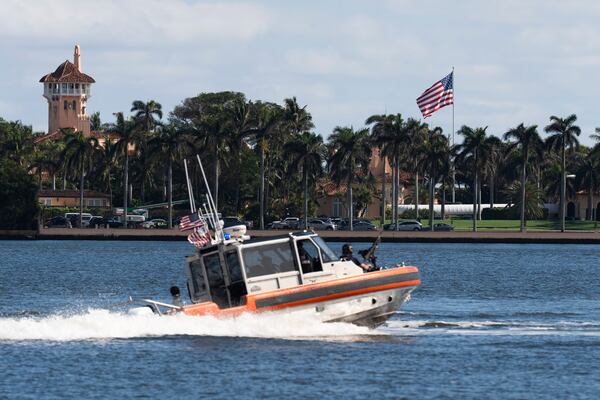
2,228,600,244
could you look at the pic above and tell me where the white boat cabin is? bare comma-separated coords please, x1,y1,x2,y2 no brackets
185,231,363,309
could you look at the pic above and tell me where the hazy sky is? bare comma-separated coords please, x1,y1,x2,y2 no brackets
1,0,599,145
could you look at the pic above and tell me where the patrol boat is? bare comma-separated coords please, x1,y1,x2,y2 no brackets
129,156,420,327
135,228,420,328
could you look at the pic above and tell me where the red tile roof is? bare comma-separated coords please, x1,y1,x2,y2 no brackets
39,60,95,83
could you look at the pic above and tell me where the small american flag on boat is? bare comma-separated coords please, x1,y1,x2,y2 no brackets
187,225,212,248
179,212,206,231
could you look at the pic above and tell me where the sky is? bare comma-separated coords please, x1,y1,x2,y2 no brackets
1,0,599,145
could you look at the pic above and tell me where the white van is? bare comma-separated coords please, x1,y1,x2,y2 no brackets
64,212,93,227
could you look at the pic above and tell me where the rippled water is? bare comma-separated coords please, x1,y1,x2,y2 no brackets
1,240,599,399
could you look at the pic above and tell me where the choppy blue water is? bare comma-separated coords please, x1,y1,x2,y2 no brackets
1,240,599,399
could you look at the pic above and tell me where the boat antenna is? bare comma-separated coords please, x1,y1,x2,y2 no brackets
183,159,196,213
202,201,216,234
196,155,223,241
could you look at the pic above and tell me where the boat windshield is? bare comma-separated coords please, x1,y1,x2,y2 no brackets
312,236,338,262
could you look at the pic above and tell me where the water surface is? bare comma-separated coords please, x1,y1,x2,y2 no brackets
1,240,599,399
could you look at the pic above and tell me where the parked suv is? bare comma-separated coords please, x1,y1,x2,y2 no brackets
44,216,72,228
307,218,336,230
384,220,423,231
269,217,300,230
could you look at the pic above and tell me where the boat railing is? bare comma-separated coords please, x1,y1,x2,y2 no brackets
123,297,182,316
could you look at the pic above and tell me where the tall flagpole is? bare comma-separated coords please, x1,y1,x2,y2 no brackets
451,67,455,204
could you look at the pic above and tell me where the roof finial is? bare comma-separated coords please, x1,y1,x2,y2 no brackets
74,44,81,71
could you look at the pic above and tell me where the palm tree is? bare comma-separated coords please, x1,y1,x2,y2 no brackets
544,114,581,232
328,126,372,231
224,98,254,213
366,113,407,226
481,136,504,209
90,112,102,131
148,123,193,228
284,132,326,229
283,97,313,136
59,129,99,227
405,118,429,219
249,102,283,229
131,100,163,202
418,127,449,230
455,126,489,231
504,123,544,232
574,148,599,221
107,112,136,228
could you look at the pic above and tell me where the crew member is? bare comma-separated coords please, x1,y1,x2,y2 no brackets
341,243,370,272
170,286,183,307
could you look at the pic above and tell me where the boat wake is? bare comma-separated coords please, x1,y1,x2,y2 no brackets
0,308,374,342
384,319,600,337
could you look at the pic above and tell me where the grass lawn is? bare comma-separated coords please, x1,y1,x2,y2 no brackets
428,219,600,232
374,218,600,232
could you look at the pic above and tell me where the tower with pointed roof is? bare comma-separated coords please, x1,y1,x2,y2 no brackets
40,45,95,136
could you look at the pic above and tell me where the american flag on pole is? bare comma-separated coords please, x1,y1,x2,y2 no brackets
416,72,454,118
179,212,206,232
187,225,212,248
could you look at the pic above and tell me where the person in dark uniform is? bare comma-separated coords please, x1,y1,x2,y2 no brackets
341,243,370,272
297,241,313,273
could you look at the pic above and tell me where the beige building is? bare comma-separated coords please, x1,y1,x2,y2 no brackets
566,191,600,220
38,189,111,209
317,148,412,219
39,45,95,136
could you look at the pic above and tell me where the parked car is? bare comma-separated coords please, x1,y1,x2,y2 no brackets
223,216,252,229
44,216,72,228
106,217,123,228
64,212,93,228
88,216,107,228
384,220,423,231
344,221,376,231
433,222,454,231
143,218,167,229
307,218,336,230
269,217,300,230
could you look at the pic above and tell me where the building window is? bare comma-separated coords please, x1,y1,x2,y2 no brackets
72,100,76,111
64,100,67,110
333,198,342,217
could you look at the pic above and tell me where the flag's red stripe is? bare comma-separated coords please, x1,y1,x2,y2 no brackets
419,93,454,113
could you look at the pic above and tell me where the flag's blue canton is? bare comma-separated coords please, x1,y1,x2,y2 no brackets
441,72,453,90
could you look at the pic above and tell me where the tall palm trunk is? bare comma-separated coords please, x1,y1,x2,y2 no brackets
473,160,478,232
123,148,129,229
79,161,84,228
303,164,308,230
441,183,446,220
52,174,56,190
560,142,566,232
214,145,219,211
429,173,434,231
167,156,173,229
259,146,265,230
392,158,397,226
587,181,593,221
520,151,528,232
415,171,419,219
489,174,495,208
348,175,353,231
381,158,386,225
